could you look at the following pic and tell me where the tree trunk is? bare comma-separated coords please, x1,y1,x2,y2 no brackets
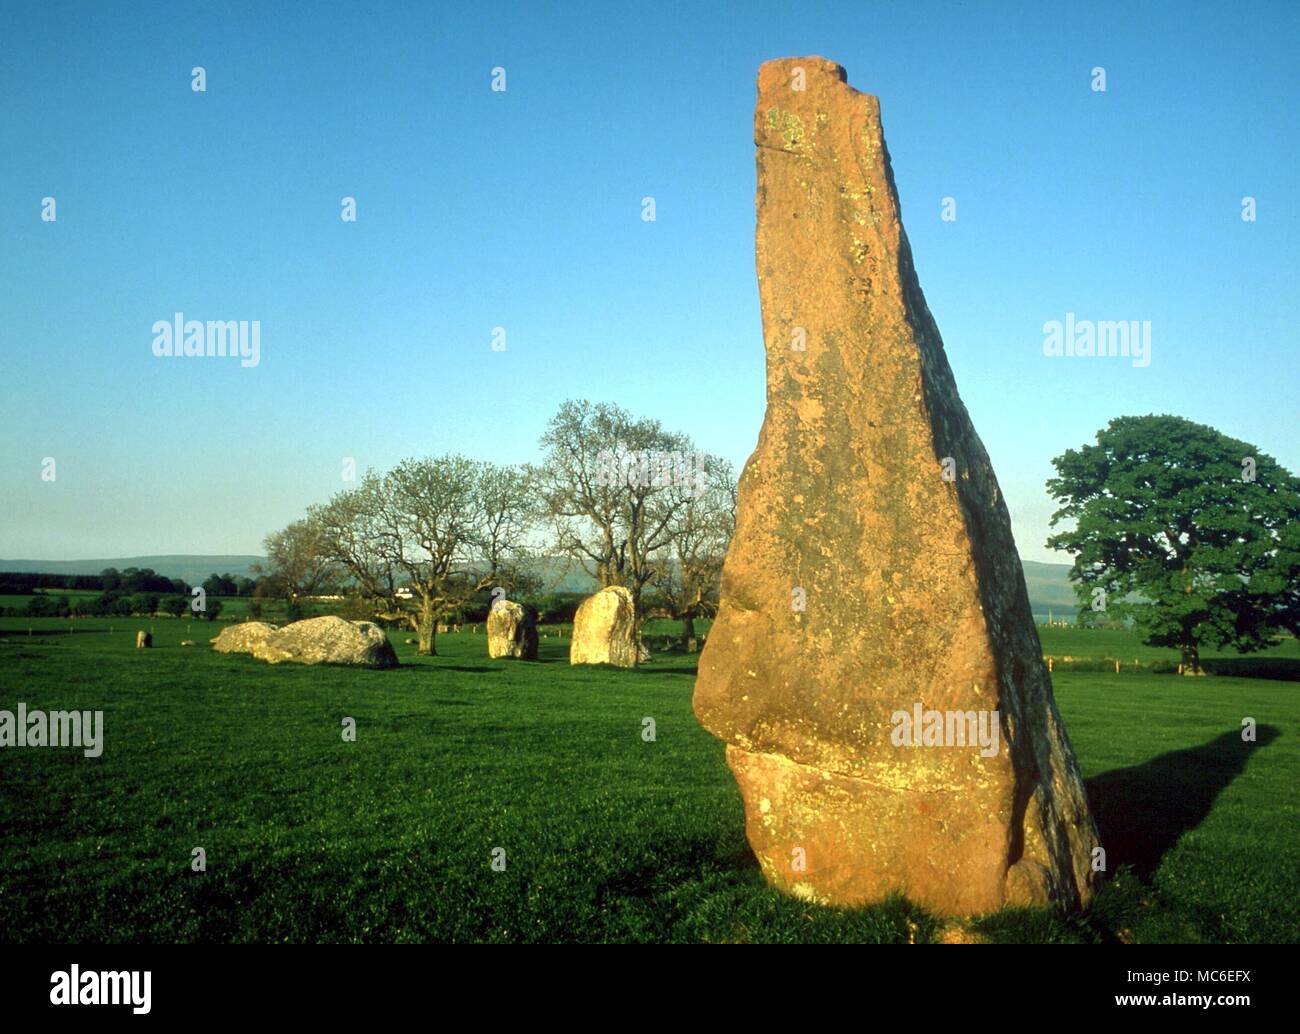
417,600,437,656
681,614,697,645
1180,641,1202,675
628,582,642,627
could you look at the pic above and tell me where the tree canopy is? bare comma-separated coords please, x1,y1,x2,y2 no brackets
533,399,728,621
306,455,533,654
1047,414,1300,672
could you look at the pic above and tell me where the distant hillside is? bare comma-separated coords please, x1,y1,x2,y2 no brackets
0,556,264,585
469,556,1081,617
1022,560,1078,618
523,556,600,594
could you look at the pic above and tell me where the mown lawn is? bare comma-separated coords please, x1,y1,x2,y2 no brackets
1039,624,1300,664
0,617,1295,943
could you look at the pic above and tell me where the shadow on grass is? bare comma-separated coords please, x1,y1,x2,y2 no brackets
631,666,699,676
1086,725,1280,880
436,665,499,674
1202,657,1300,681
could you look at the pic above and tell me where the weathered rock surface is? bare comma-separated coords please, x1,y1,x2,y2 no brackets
211,621,279,655
692,57,1100,915
256,616,398,668
570,586,638,667
212,617,397,669
487,600,538,659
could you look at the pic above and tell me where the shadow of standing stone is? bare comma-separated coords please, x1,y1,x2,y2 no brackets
1086,726,1280,880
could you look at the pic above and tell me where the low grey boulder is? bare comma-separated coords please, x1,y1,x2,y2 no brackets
211,621,279,655
212,617,398,669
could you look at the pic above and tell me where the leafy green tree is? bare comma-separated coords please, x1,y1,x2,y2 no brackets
161,595,189,618
76,596,107,617
1047,415,1300,673
26,593,69,617
202,573,238,597
120,568,171,593
129,592,160,616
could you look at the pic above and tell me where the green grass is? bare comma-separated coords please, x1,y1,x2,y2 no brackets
1038,624,1300,663
1,618,1296,943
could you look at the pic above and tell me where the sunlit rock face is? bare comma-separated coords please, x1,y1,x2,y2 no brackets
693,57,1100,915
488,600,538,660
570,586,638,668
212,617,398,669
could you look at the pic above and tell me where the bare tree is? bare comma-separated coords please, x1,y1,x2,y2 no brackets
310,456,533,655
255,519,341,605
653,455,736,643
534,399,699,620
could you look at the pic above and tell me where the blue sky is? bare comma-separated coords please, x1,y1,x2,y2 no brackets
2,0,1296,563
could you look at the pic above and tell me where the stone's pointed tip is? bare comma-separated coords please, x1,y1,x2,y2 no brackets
757,56,862,95
753,56,879,154
758,55,846,78
755,57,879,128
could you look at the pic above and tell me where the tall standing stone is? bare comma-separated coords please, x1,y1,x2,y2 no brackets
692,57,1100,915
487,600,539,659
570,586,638,668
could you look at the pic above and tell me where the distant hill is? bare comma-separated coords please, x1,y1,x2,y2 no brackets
491,556,1081,617
523,556,600,594
1021,560,1079,620
0,555,264,585
0,553,1080,617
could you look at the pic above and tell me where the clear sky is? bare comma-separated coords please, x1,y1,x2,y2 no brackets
2,0,1296,563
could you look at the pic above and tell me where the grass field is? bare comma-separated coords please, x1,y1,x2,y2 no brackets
1,616,1296,943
